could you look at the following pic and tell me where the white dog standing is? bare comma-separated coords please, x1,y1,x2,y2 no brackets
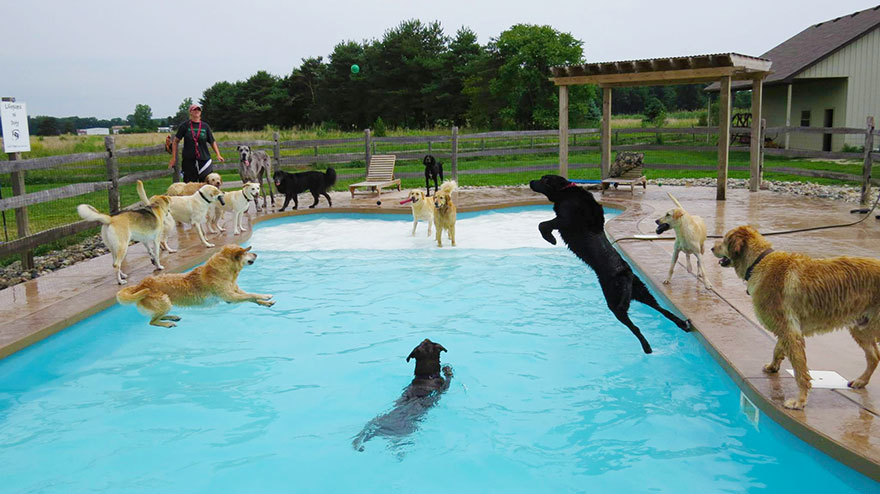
400,189,434,237
141,183,225,250
655,192,712,289
218,182,261,235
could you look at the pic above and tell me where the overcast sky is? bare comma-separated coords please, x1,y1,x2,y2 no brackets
3,0,877,120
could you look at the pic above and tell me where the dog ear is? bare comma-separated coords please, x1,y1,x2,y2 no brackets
244,246,252,252
726,227,749,258
435,343,447,353
406,348,419,362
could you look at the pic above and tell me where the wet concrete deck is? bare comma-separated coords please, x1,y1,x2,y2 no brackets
1,183,879,481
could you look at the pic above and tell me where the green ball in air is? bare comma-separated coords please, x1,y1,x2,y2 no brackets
351,64,360,74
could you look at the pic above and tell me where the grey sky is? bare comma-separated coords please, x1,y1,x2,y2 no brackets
3,0,877,120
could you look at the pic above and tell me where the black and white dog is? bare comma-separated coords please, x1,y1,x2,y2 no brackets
530,174,691,354
352,339,453,452
423,155,444,196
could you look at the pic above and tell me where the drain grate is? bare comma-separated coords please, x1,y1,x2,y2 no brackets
785,369,850,389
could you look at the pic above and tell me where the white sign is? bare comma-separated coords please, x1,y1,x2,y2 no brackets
1,101,31,153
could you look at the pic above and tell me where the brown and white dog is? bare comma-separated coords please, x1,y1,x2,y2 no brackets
655,192,712,289
116,245,274,327
433,181,457,247
399,189,434,237
77,180,171,285
711,225,880,409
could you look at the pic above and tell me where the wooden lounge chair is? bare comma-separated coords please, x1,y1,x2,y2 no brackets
349,154,401,198
601,151,647,195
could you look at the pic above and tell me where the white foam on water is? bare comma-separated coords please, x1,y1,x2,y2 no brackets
250,209,566,251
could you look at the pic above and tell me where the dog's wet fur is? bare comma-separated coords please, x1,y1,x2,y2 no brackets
423,154,444,196
529,174,690,353
352,339,453,452
273,168,337,211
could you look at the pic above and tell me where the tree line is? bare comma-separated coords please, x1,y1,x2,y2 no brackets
24,20,749,136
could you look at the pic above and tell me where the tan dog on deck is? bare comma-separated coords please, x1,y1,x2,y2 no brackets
140,183,225,250
400,189,434,237
655,192,711,289
116,245,274,327
433,181,457,247
77,180,171,285
217,182,261,235
711,225,880,409
166,173,224,233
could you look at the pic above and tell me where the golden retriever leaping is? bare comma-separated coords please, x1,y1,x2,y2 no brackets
117,245,274,327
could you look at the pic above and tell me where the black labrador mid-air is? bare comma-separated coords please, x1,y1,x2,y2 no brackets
529,174,691,354
352,339,453,452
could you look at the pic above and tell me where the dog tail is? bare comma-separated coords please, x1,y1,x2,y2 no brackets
76,204,111,225
116,286,151,305
137,180,151,205
324,167,337,189
439,180,457,194
667,192,684,209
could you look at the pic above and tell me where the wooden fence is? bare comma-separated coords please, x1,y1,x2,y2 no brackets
2,124,877,266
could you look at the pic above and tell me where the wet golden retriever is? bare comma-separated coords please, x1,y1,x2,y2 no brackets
399,189,434,237
655,192,711,289
116,245,274,327
711,225,880,409
433,181,457,247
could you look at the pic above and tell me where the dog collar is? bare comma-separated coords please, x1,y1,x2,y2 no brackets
242,187,253,201
198,190,212,204
563,182,579,189
745,248,774,282
414,372,441,380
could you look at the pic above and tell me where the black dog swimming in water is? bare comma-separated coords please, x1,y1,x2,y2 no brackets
272,167,336,211
423,155,444,196
352,339,453,452
529,174,690,354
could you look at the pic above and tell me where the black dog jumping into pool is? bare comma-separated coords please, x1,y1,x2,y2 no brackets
352,339,453,452
529,174,690,354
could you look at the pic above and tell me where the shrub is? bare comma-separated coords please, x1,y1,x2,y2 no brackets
373,117,387,137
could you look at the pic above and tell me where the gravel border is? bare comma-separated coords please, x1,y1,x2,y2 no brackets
1,180,876,290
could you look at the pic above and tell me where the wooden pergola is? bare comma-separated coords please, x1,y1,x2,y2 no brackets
551,53,772,199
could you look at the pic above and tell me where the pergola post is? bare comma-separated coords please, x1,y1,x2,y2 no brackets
558,85,569,178
601,87,612,179
717,75,731,200
749,77,764,192
784,83,792,149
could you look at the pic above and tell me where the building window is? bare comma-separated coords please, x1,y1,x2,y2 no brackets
800,110,811,127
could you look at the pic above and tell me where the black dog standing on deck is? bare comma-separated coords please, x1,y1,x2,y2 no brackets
529,175,690,354
352,339,453,452
423,155,444,196
272,167,337,211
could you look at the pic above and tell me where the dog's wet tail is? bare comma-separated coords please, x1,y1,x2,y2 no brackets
324,167,337,189
117,287,151,305
76,204,111,225
439,180,457,194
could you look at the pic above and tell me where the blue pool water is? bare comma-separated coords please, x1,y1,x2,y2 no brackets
0,206,876,492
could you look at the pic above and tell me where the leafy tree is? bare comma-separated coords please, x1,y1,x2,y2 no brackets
643,97,666,126
171,97,193,126
286,57,327,126
321,40,369,129
201,81,242,130
132,104,153,130
438,27,482,127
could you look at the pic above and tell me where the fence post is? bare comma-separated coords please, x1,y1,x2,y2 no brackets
428,140,432,153
364,128,372,173
273,131,281,171
9,153,34,269
451,126,458,182
861,116,874,206
105,136,120,212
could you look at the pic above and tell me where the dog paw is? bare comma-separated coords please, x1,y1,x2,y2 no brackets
848,378,868,389
257,299,275,307
155,264,165,271
762,364,780,374
205,242,215,248
783,398,805,410
234,230,241,235
662,279,671,285
117,279,127,285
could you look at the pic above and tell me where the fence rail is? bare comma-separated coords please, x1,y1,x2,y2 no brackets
2,123,877,265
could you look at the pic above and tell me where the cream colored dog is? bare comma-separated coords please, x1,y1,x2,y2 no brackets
77,181,171,285
655,192,711,289
166,173,224,233
711,225,880,409
117,245,274,327
433,181,457,247
218,182,261,235
400,189,434,236
140,183,225,250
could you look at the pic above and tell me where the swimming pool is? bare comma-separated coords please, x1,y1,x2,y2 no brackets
0,206,875,492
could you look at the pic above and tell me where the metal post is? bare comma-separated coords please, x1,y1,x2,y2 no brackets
105,136,120,212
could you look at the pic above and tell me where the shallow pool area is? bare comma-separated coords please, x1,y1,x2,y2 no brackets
0,206,876,492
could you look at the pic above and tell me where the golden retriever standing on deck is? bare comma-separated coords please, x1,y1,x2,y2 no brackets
399,189,434,237
655,192,712,289
433,180,457,247
117,245,274,327
711,225,880,409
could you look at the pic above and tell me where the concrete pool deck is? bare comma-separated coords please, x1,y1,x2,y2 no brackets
1,183,878,481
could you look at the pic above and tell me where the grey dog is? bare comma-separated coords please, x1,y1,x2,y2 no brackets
236,145,275,211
